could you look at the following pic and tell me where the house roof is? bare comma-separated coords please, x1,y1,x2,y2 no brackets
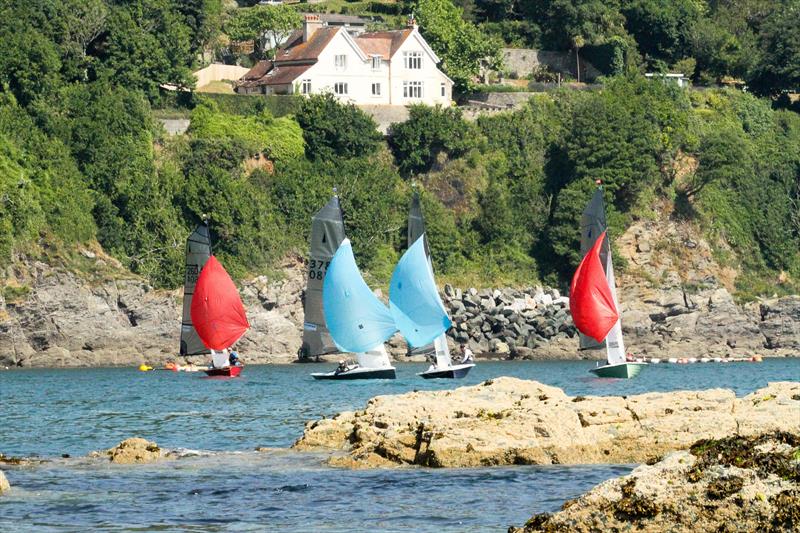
236,26,429,89
239,60,273,82
277,27,339,63
355,29,413,60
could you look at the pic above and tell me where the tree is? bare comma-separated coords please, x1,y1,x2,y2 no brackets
415,0,503,91
225,4,300,58
387,105,475,177
295,93,382,161
748,3,800,97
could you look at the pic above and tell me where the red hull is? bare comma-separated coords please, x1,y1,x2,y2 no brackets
203,366,243,378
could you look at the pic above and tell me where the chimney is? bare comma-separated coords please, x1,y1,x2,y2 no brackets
303,14,322,42
407,15,418,29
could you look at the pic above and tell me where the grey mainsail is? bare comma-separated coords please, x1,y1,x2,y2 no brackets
180,222,211,356
578,187,610,351
407,192,437,357
301,195,346,358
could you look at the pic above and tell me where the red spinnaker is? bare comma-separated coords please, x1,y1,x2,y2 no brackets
569,231,619,343
190,256,250,350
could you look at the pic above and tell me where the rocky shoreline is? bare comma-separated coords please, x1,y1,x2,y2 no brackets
293,378,800,468
2,249,800,368
510,432,800,533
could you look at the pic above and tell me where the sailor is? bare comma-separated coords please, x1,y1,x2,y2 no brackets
459,344,474,364
229,349,241,367
336,359,347,374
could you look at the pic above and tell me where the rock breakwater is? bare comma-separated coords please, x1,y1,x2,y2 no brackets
293,378,800,468
438,285,576,359
510,432,800,533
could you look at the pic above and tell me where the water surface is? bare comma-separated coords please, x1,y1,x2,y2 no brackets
1,359,797,531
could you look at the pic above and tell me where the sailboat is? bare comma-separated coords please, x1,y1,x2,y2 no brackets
299,194,347,360
396,193,474,379
191,256,250,377
570,184,646,379
180,221,211,358
311,239,397,380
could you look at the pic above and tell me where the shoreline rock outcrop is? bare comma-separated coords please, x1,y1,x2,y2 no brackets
293,378,800,469
510,432,800,533
4,223,800,368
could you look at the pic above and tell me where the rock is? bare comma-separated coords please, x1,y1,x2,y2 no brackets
0,257,306,367
759,296,800,349
293,379,800,468
0,470,9,493
511,432,800,533
103,438,162,464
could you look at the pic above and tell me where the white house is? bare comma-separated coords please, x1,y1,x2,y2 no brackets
236,15,453,107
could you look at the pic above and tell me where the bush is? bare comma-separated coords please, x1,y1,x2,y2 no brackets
388,105,476,177
295,93,382,160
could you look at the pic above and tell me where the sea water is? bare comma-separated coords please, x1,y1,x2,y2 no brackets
1,359,797,531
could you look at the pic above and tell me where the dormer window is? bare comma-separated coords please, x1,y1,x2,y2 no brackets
335,54,347,70
404,51,422,69
371,56,381,70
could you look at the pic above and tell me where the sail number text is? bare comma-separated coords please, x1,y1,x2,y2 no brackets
308,259,331,280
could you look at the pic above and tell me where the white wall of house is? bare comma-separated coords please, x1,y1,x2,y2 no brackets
290,28,452,106
298,30,392,104
389,31,452,107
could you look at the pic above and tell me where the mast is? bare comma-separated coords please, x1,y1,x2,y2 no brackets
180,218,211,356
301,192,346,359
578,185,609,351
577,182,625,364
406,189,444,361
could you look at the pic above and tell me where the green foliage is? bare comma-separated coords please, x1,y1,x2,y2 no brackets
388,105,476,176
295,93,382,160
748,3,800,97
415,0,503,91
188,101,304,161
225,4,301,58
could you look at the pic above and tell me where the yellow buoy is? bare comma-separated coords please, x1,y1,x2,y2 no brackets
138,364,153,372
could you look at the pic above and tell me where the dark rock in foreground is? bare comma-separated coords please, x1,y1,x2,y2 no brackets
509,432,800,533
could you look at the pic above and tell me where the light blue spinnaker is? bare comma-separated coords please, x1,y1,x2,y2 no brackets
389,235,452,348
322,239,397,353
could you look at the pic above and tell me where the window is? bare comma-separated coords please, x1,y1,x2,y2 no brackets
301,79,312,95
334,54,347,70
440,83,446,97
371,56,381,70
404,51,422,69
371,83,381,96
403,81,423,98
334,82,348,95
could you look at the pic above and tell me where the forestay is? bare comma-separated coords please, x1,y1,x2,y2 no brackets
389,236,452,348
302,195,346,357
322,239,397,354
181,222,211,356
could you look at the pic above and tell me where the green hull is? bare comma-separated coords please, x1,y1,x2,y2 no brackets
589,362,646,379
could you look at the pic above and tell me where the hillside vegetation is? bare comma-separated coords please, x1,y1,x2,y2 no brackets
0,1,799,300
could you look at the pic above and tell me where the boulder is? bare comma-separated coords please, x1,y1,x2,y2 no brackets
103,438,163,464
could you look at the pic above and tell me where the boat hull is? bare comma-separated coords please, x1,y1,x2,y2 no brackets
204,366,242,378
589,362,647,379
311,367,396,380
418,363,475,379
